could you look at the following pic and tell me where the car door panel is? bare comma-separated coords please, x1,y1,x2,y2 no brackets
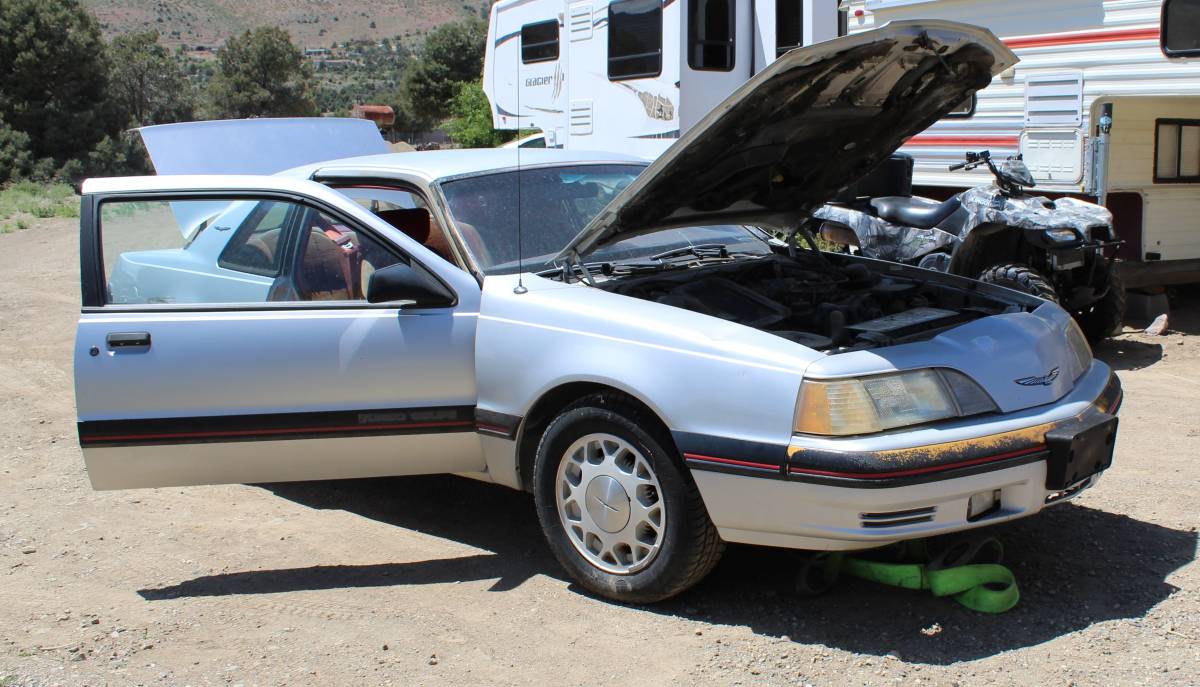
74,309,478,419
76,177,484,489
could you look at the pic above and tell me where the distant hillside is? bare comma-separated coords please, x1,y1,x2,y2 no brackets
83,0,489,51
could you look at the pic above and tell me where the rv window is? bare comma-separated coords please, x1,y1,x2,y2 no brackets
1155,119,1200,183
608,0,663,80
522,20,560,63
945,94,976,119
688,0,735,71
1162,0,1200,57
776,0,804,57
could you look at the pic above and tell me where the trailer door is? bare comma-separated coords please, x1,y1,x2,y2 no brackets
566,1,597,149
679,0,752,132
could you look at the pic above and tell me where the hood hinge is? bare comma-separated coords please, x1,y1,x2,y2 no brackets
564,250,597,286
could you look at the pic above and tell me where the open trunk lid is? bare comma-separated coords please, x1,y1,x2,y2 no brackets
138,118,388,176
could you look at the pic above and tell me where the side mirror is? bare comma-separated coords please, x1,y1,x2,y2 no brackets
366,262,456,307
1163,0,1200,57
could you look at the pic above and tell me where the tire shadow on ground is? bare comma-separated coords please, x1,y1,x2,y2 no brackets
139,475,1195,665
1094,338,1163,371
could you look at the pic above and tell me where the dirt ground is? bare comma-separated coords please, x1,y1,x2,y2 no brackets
1,217,1197,686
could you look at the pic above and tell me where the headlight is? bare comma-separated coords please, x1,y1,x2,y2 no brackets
794,368,998,436
1044,228,1080,244
1064,317,1093,379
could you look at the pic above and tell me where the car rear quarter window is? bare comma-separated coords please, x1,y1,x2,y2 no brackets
217,200,292,277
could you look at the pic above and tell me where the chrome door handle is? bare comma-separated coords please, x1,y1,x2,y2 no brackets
106,332,151,348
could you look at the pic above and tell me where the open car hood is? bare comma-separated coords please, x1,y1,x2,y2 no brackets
558,21,1016,259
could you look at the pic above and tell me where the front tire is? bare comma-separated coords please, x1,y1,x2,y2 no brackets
532,394,724,603
1076,262,1126,342
978,263,1059,302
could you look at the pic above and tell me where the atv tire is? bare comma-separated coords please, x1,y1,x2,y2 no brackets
1076,262,1127,342
978,264,1059,303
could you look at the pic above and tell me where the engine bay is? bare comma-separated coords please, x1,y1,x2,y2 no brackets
601,252,1024,352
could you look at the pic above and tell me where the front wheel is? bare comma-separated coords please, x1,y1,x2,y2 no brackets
1076,261,1127,342
978,263,1059,303
532,394,724,603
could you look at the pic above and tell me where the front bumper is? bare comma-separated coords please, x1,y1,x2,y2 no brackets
684,363,1121,551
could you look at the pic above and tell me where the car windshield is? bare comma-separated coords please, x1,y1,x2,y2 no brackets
438,164,772,274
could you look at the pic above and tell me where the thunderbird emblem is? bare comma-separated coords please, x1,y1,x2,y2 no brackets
1014,367,1060,387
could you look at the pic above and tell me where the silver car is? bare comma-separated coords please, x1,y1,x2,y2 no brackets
75,21,1121,602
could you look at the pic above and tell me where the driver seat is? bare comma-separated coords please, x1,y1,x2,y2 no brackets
870,195,962,229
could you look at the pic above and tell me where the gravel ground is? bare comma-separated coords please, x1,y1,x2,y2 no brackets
1,217,1197,686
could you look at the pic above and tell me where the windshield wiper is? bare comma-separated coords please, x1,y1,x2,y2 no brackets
535,261,609,279
537,244,762,283
649,243,767,265
536,259,675,281
649,243,730,262
609,261,677,275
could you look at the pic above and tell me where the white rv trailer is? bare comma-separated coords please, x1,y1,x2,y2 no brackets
483,0,1200,284
483,0,843,158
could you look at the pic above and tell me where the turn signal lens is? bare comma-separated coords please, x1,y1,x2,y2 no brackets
794,369,998,436
794,377,881,435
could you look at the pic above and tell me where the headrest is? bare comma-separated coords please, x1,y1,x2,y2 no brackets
377,208,430,244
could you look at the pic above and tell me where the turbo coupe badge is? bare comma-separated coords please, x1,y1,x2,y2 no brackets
1014,367,1060,386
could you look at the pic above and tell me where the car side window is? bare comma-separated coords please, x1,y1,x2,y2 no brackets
98,196,404,307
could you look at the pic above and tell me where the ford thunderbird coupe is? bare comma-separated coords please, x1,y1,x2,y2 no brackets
75,21,1121,602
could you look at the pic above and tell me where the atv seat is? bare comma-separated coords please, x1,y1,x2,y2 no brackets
870,195,962,229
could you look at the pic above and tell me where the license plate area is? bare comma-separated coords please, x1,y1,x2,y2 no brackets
1044,414,1118,490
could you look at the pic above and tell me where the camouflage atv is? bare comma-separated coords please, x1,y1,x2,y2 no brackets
815,151,1125,341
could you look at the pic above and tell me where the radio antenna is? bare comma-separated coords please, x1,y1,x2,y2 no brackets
513,42,528,295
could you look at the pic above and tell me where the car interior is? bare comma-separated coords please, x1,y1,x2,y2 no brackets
376,207,455,263
297,213,365,300
330,184,491,272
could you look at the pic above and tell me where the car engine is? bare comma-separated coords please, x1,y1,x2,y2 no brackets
602,252,1022,351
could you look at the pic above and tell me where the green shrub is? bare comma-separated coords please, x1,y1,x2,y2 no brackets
446,82,517,148
0,181,80,226
0,122,33,184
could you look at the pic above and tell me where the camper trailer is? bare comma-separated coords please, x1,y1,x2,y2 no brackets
483,0,843,157
483,0,1200,284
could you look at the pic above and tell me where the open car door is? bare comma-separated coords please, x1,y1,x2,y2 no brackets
75,174,484,489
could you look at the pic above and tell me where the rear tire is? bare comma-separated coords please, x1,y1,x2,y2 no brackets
1076,262,1127,342
978,263,1059,303
532,393,724,603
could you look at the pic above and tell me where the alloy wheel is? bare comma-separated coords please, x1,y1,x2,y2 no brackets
554,432,666,574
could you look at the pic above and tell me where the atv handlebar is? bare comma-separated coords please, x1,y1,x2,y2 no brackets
948,150,992,172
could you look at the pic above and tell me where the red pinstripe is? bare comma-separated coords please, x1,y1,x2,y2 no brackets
904,135,1020,148
86,420,474,443
1004,27,1160,50
683,453,780,471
